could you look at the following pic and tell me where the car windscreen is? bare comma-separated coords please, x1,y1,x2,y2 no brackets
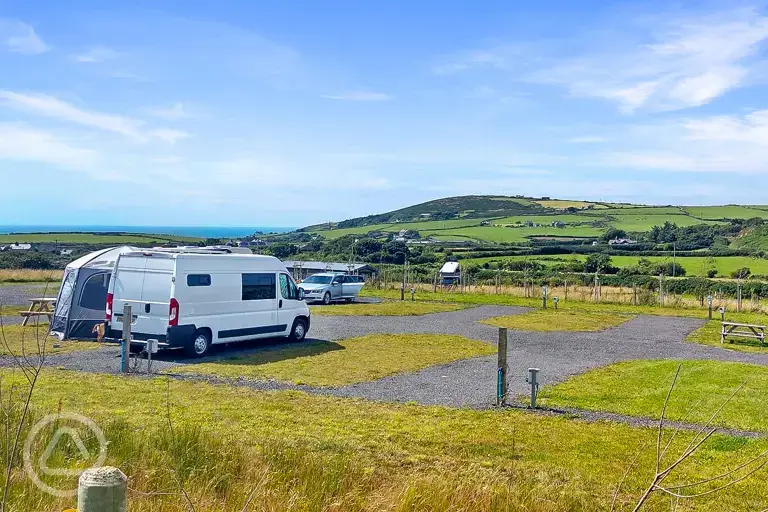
303,275,333,284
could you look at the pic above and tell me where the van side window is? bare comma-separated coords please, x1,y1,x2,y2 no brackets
242,273,276,300
279,274,298,300
187,274,211,287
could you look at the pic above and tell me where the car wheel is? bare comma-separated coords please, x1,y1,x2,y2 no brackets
185,329,211,358
322,292,332,305
344,298,353,304
289,319,307,342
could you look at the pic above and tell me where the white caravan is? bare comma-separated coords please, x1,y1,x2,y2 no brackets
106,250,310,357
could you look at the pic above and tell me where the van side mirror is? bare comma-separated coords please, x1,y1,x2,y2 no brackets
298,288,305,301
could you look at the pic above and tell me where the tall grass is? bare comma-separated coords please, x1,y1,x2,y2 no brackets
7,412,592,511
0,269,62,284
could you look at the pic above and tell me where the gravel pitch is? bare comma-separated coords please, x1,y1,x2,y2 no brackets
8,306,768,409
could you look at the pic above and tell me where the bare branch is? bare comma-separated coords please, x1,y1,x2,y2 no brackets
657,364,681,473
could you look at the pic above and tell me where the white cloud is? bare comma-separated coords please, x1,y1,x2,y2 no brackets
569,136,609,144
0,90,145,139
149,128,191,144
73,45,119,63
438,8,768,113
321,91,393,101
0,124,98,168
147,103,192,121
0,19,48,55
596,109,768,173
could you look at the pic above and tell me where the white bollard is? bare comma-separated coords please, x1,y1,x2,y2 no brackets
78,466,127,512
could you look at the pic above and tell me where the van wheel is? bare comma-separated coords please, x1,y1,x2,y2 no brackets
289,319,307,342
186,330,211,358
322,292,332,305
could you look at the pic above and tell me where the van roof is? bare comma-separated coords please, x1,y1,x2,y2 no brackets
122,250,282,264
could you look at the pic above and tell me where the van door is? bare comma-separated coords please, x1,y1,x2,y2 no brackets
111,255,148,334
137,257,174,336
277,273,302,334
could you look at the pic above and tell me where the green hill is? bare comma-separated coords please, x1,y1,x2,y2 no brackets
298,196,768,249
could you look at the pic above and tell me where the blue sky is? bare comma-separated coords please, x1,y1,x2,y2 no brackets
2,1,768,227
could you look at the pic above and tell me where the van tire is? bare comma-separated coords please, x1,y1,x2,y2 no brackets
186,329,211,358
322,292,332,305
289,319,307,342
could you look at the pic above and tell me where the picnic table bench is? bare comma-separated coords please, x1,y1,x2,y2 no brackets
19,297,56,326
721,321,766,346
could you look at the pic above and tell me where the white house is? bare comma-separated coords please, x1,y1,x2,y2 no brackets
439,261,461,285
9,243,32,251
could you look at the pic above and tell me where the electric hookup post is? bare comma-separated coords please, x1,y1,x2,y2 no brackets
542,286,548,309
720,306,726,323
553,297,559,310
707,295,713,320
496,328,509,406
410,287,415,301
527,368,540,408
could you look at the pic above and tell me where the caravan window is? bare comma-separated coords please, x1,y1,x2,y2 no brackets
78,273,111,310
242,273,276,300
187,274,211,287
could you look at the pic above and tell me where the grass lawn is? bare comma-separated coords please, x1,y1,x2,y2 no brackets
538,359,768,433
5,370,768,511
482,310,633,332
169,334,496,386
362,288,713,320
310,301,466,316
0,324,101,355
686,311,768,353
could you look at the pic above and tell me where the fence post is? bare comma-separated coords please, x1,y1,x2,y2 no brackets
737,280,742,313
564,279,568,301
78,466,127,512
497,328,508,406
632,283,637,306
121,304,131,374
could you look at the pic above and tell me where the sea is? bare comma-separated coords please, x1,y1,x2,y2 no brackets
0,225,294,238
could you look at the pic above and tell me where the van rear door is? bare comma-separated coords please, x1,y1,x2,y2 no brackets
136,256,175,336
112,254,174,337
111,255,148,334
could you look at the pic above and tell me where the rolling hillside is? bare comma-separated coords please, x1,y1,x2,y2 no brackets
301,195,768,246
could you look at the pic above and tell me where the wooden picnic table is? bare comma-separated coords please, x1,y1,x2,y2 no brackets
19,297,57,326
721,321,766,346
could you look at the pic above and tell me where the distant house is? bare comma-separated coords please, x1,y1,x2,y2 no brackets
609,238,637,245
419,213,431,219
480,220,492,226
60,249,74,256
551,221,565,228
283,261,377,281
439,261,461,286
9,243,31,251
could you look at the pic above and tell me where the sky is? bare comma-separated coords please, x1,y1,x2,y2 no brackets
2,1,768,227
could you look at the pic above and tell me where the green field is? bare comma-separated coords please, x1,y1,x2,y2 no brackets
421,225,603,242
466,254,768,277
683,206,768,220
608,213,724,231
0,232,202,244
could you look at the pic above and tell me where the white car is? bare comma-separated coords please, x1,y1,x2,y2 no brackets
299,273,365,304
106,250,310,357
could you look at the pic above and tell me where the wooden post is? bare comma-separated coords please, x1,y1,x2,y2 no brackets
632,283,637,306
737,280,742,313
433,271,438,293
594,275,599,303
121,304,131,374
564,280,569,301
78,467,127,512
497,328,508,406
658,274,664,306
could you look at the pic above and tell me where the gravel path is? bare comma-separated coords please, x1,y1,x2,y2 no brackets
12,306,768,410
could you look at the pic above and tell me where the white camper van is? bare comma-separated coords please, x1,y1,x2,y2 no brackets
106,250,310,357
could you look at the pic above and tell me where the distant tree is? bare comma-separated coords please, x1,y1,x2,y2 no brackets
204,238,223,246
584,253,616,274
354,238,382,258
707,269,718,278
601,228,627,242
269,243,298,260
731,267,752,279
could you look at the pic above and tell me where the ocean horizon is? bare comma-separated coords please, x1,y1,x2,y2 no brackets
0,225,295,238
